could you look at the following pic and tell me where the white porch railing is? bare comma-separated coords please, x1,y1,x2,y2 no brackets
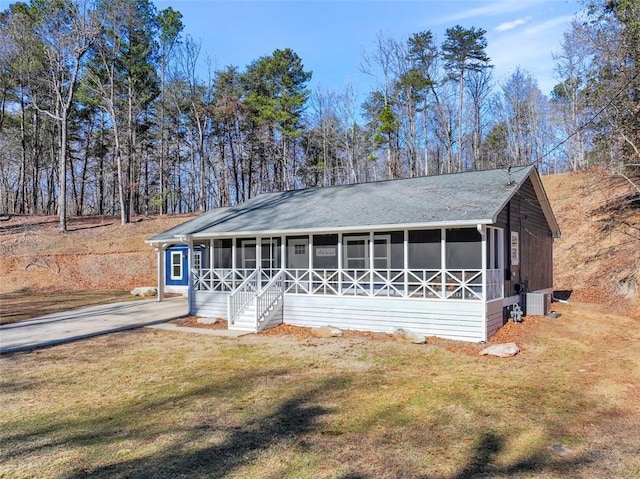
193,268,253,292
256,270,285,325
197,268,496,301
228,270,258,325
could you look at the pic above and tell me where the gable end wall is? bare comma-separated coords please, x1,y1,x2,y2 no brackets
496,177,554,295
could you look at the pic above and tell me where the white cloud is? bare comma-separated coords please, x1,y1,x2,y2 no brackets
434,0,544,24
495,17,530,32
523,15,575,36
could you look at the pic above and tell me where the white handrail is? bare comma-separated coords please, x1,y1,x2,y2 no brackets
256,270,285,325
228,270,258,325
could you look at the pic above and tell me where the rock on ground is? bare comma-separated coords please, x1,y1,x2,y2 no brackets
131,286,157,297
480,343,520,357
197,317,219,325
313,326,344,338
393,328,427,344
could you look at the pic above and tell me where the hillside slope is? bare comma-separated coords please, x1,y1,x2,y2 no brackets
543,170,639,308
0,214,195,294
1,171,638,312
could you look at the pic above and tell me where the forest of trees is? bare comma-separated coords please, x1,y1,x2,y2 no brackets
0,0,638,231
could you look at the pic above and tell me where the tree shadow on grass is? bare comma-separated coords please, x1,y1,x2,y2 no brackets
62,385,333,479
337,432,594,479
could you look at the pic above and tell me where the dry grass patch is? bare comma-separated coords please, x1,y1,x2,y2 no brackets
2,301,640,478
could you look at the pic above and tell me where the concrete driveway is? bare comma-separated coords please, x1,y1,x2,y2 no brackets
0,297,187,354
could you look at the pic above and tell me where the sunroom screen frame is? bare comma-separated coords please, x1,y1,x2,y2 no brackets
188,224,504,303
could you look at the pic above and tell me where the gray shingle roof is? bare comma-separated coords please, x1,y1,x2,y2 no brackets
148,166,553,242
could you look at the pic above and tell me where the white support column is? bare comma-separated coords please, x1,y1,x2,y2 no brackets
479,223,488,341
337,232,343,295
403,230,408,297
441,228,447,298
155,244,166,302
210,239,215,269
256,236,262,285
369,231,374,296
478,224,487,301
281,236,286,271
308,234,313,294
187,237,194,311
231,239,237,288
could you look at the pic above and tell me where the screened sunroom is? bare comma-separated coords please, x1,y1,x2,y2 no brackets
190,226,504,302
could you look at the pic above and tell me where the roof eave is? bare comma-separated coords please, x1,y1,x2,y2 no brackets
188,219,495,238
490,166,562,238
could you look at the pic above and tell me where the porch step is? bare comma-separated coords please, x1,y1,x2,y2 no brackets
230,306,256,331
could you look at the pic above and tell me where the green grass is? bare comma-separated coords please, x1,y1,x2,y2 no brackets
2,305,639,478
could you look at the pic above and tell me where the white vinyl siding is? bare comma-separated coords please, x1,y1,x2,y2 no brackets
283,294,485,342
486,299,504,339
190,291,230,318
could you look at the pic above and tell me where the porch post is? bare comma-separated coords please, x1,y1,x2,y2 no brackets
479,224,487,301
210,239,215,269
337,232,343,295
308,234,313,294
256,236,262,286
155,244,166,302
403,230,408,298
187,237,194,310
441,228,447,298
479,224,488,341
281,235,286,271
231,239,237,288
369,231,374,296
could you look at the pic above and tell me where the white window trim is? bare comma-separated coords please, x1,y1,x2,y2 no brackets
343,235,369,269
193,250,202,271
170,251,183,280
343,234,391,269
240,240,257,269
261,238,280,270
511,231,520,266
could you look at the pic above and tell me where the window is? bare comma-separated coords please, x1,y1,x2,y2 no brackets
213,239,232,269
446,228,481,269
313,234,338,269
170,251,182,280
343,236,368,269
193,251,202,270
294,244,306,255
511,231,520,265
261,238,281,270
343,234,390,270
486,227,503,270
408,229,441,269
238,239,257,269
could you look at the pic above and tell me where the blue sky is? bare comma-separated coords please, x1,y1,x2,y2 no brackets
153,0,581,97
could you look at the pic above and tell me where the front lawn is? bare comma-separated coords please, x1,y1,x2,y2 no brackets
1,302,639,478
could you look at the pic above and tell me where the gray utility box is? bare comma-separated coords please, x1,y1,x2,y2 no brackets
526,292,552,316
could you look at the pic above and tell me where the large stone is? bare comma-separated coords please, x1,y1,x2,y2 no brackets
131,286,157,297
197,317,219,325
313,326,344,338
480,343,520,357
393,328,426,344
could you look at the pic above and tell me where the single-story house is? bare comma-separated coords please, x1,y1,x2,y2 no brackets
146,165,561,342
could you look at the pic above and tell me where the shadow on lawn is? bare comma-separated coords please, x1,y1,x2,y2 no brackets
60,379,335,479
337,432,593,479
